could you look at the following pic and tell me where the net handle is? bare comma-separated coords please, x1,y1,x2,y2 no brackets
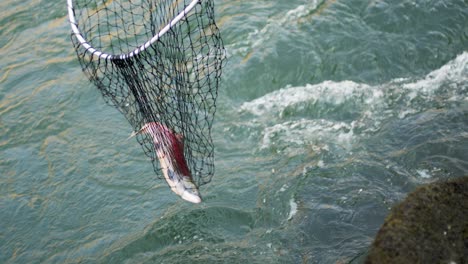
67,0,200,60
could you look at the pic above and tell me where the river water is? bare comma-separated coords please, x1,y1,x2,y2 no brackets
1,0,467,263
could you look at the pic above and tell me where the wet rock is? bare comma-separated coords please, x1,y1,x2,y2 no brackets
366,176,468,264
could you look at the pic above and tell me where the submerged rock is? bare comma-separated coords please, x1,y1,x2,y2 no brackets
366,176,468,264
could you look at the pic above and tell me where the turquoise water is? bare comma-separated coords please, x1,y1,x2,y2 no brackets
1,0,467,263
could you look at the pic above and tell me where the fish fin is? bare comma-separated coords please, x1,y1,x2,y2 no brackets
127,130,139,140
127,125,146,140
127,123,149,140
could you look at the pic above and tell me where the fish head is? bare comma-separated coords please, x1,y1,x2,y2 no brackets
180,184,202,204
166,166,202,203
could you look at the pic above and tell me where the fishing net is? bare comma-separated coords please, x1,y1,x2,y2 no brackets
67,0,225,187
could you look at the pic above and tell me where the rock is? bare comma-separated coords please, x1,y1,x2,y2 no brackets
366,176,468,264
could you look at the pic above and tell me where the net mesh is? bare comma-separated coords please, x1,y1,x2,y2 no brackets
69,0,225,187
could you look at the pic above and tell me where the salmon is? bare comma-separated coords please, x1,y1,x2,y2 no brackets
130,122,201,203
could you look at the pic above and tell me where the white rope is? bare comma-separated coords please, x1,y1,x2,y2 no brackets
67,0,200,60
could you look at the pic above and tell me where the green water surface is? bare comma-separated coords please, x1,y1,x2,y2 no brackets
1,0,467,263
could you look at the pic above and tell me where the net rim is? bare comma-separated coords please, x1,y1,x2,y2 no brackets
67,0,200,60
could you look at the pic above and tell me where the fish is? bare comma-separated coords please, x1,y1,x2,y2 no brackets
129,122,202,203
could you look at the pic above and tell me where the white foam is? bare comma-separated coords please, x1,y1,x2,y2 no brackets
279,184,288,192
242,51,467,116
403,52,468,93
283,1,324,23
287,198,298,220
240,52,467,153
317,160,325,168
241,81,378,116
260,118,354,151
417,169,431,179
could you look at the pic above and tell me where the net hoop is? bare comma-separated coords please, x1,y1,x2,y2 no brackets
67,0,200,60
